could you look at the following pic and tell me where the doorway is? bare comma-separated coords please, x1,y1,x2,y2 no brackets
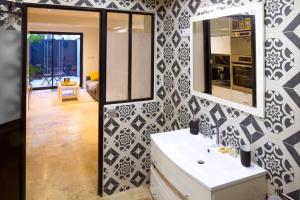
22,4,155,199
25,6,102,199
28,32,83,89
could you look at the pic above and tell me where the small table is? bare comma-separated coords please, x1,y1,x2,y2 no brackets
57,82,80,103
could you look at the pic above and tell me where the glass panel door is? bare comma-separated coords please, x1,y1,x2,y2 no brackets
29,33,82,89
53,34,81,86
53,34,63,87
29,33,53,89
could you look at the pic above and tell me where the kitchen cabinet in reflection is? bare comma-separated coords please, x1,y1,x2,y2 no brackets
207,16,256,107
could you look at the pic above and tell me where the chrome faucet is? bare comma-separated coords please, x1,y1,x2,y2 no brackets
200,125,220,147
211,126,220,146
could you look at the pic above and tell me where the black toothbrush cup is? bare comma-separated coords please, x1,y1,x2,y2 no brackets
189,118,199,135
240,145,251,167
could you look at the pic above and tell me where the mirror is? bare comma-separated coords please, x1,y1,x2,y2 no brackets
191,3,265,117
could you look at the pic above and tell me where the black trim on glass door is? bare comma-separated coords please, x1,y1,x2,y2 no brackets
99,10,107,196
128,14,132,100
151,14,155,99
21,3,27,200
105,97,154,105
29,31,84,89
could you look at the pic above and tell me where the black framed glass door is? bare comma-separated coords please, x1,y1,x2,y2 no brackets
28,32,83,89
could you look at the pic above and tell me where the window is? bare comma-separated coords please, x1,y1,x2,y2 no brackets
106,12,154,103
28,32,83,89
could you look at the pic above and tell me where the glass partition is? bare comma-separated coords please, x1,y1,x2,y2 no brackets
131,14,152,99
105,12,153,103
106,12,129,102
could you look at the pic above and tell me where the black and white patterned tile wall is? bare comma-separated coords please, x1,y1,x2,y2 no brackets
156,0,300,198
0,2,22,125
103,101,163,195
11,0,300,198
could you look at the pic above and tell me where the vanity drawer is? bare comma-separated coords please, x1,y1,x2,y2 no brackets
150,166,182,200
150,167,168,200
151,142,211,200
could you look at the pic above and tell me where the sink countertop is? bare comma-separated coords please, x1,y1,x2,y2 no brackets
151,129,267,191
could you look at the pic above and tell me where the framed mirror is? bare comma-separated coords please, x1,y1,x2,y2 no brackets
190,3,265,117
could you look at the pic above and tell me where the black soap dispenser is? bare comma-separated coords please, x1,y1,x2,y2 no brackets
240,145,251,167
189,116,199,135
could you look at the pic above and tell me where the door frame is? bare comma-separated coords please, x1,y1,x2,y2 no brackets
28,31,84,89
21,3,155,199
21,4,105,197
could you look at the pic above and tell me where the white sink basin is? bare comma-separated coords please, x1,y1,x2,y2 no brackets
151,129,266,191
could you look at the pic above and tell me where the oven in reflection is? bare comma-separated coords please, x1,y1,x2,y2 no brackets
207,15,256,107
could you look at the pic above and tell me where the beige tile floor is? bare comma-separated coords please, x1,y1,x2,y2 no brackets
26,90,152,200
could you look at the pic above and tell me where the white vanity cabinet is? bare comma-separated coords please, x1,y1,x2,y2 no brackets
150,143,211,200
150,130,267,200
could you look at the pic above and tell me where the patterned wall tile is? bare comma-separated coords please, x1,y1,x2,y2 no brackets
264,90,295,134
0,4,21,31
209,104,227,127
178,9,190,30
255,141,295,187
163,42,175,65
283,13,300,49
188,96,201,115
141,102,160,119
198,112,215,135
177,73,190,99
283,130,300,167
0,7,22,125
178,104,191,128
265,38,295,81
264,0,294,29
103,102,162,195
240,115,264,144
11,0,300,197
178,41,190,68
158,0,300,196
220,124,249,148
283,72,300,109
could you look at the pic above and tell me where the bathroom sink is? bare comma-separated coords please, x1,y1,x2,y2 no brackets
151,129,267,191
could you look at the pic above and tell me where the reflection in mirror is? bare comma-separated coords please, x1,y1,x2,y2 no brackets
193,15,256,107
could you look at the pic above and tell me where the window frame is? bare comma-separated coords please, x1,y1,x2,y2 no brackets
105,11,155,105
28,31,84,89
